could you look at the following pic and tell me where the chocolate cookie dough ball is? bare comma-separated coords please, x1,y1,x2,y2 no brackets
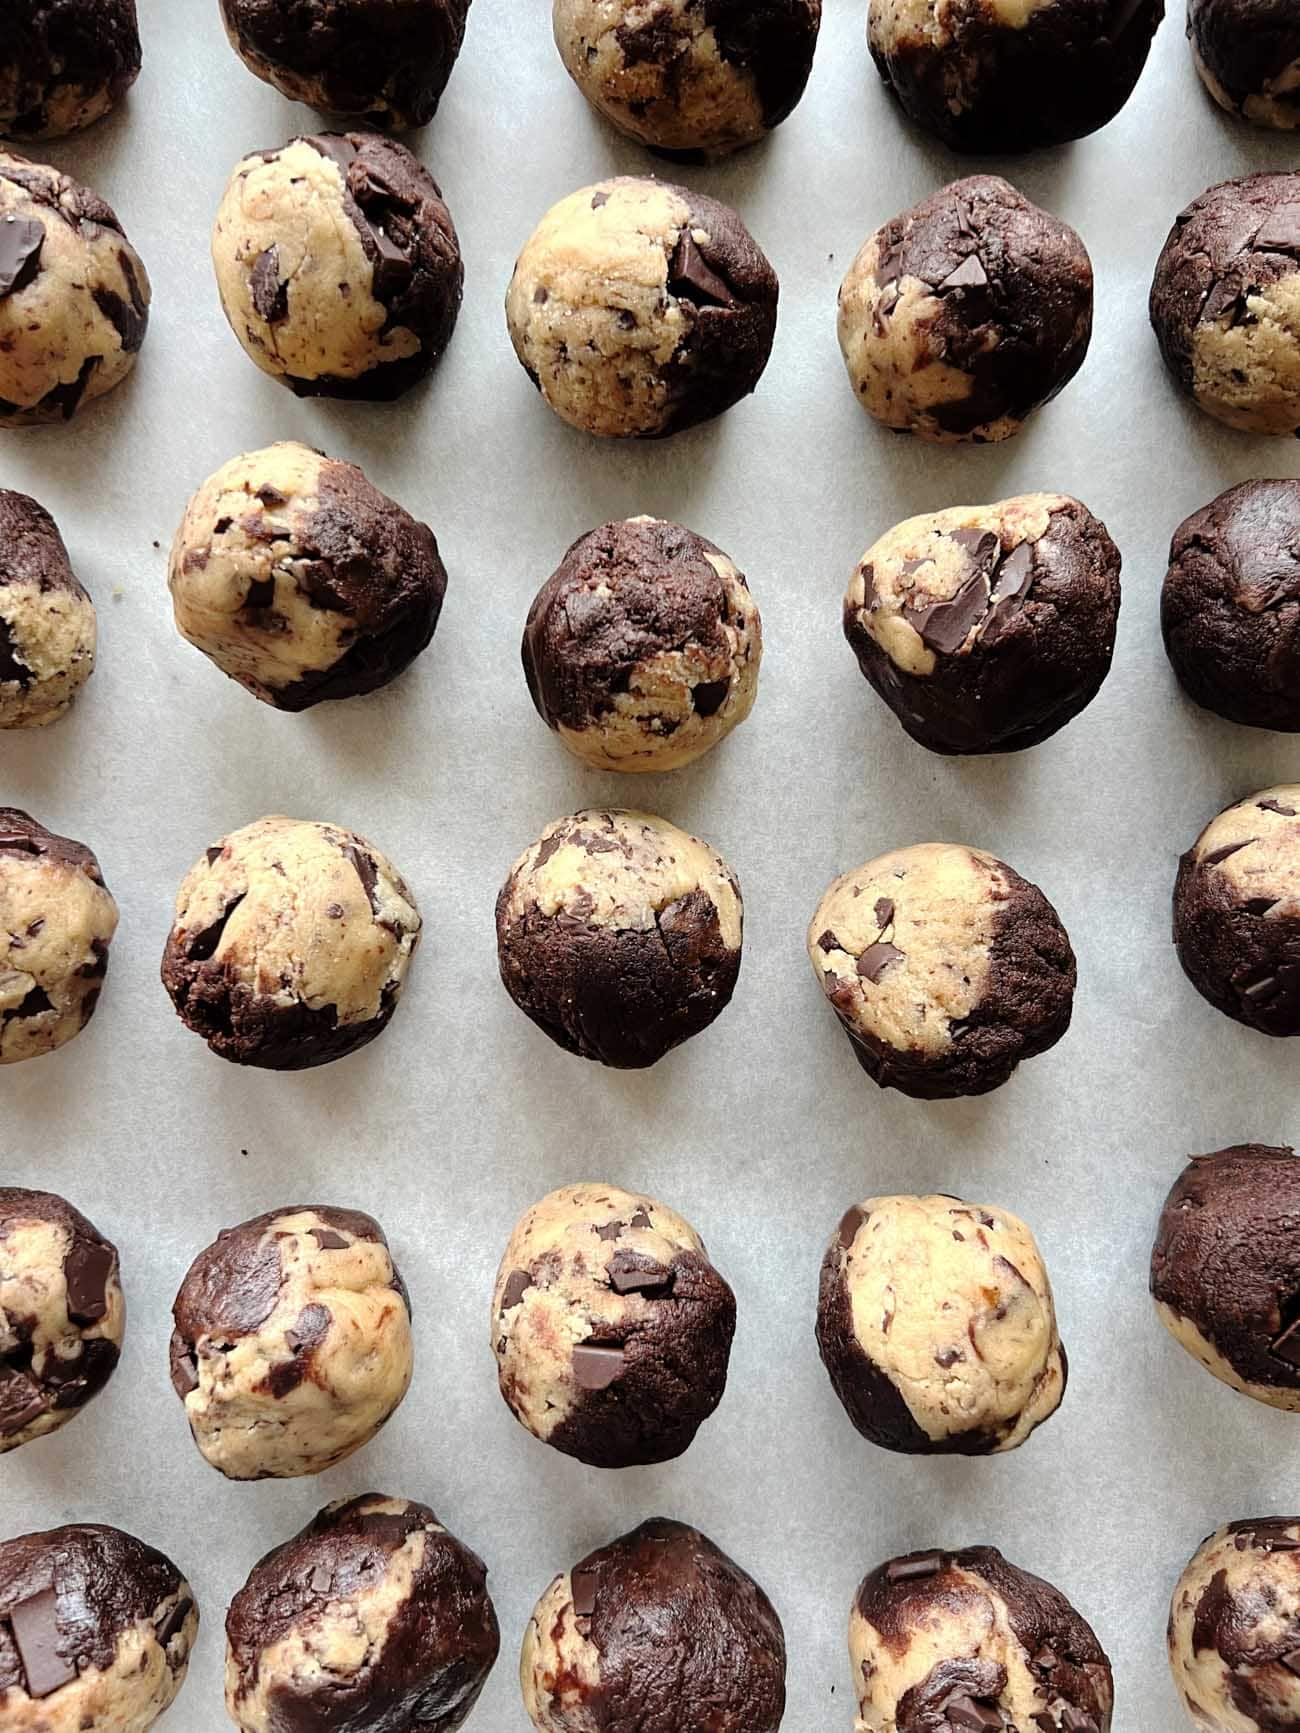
0,1524,197,1726
852,1547,1113,1732
845,493,1121,756
1151,174,1300,435
226,1494,499,1732
0,152,149,426
170,1205,413,1481
1190,0,1300,128
840,176,1092,445
169,442,446,712
521,1519,785,1733
0,810,116,1065
0,0,141,139
492,1183,735,1469
808,842,1075,1099
161,814,421,1070
220,0,470,130
1173,786,1300,1036
523,517,762,772
0,1188,123,1453
506,177,778,439
1170,1521,1300,1730
0,490,94,728
496,808,743,1068
212,131,462,401
553,0,820,158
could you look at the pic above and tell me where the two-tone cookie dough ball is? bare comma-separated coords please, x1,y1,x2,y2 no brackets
553,0,821,158
212,131,462,400
1173,786,1300,1036
170,1205,412,1480
492,1183,735,1468
851,1547,1114,1732
1151,174,1300,434
521,1519,785,1733
0,490,95,728
0,1187,123,1452
226,1494,499,1733
0,0,141,139
808,842,1075,1099
1190,0,1300,129
1170,1521,1300,1730
496,808,743,1068
0,809,117,1065
0,1523,197,1727
844,493,1121,755
506,177,778,439
0,151,149,425
817,1194,1065,1456
219,0,470,130
522,517,761,771
161,815,421,1070
169,442,447,711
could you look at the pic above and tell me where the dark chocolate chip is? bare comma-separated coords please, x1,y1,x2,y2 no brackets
571,1562,599,1616
938,255,989,292
817,929,840,953
905,572,991,655
1204,838,1256,866
874,898,894,927
249,247,289,324
63,1238,113,1322
886,1552,945,1582
572,1343,626,1389
500,1269,532,1311
1259,799,1298,816
607,1251,671,1294
285,1303,330,1355
858,941,905,982
692,678,730,716
9,1586,75,1698
0,215,43,298
669,232,735,308
311,1228,349,1251
243,575,276,612
947,1700,1005,1730
838,1205,866,1249
154,1598,192,1647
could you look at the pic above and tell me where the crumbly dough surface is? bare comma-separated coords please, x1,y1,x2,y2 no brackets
1169,1521,1300,1731
1191,785,1300,904
0,489,95,729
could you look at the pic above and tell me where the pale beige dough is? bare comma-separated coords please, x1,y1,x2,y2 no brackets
1169,1523,1300,1730
869,0,1053,51
0,831,117,1065
1192,272,1300,433
520,1571,600,1732
1189,785,1300,909
0,575,95,728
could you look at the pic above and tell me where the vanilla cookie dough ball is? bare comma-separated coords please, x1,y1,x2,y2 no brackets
213,131,462,400
808,842,1075,1099
492,1183,735,1469
220,0,470,130
169,442,447,711
225,1494,499,1732
521,1519,785,1733
0,1523,197,1726
170,1205,412,1481
522,517,761,772
0,0,141,139
852,1547,1114,1732
496,808,743,1068
839,175,1093,445
553,0,821,158
506,177,778,439
0,809,117,1066
0,151,149,425
1190,0,1300,128
1173,786,1300,1036
1170,1521,1300,1730
0,489,95,728
161,815,421,1070
845,493,1121,756
0,1187,123,1453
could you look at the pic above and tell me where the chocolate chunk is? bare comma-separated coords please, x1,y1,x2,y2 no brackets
243,575,276,612
692,678,730,716
342,843,380,916
0,1366,47,1435
571,1562,599,1616
9,1586,75,1698
249,247,289,324
285,1303,330,1355
818,929,839,952
500,1269,532,1311
1203,838,1255,865
874,898,895,927
938,255,988,292
905,572,991,655
1256,208,1300,252
886,1552,945,1582
0,216,43,298
572,1343,626,1389
669,232,735,308
947,1700,1005,1730
607,1251,671,1294
595,1220,625,1242
858,941,905,982
63,1237,113,1322
168,1334,199,1399
839,1205,867,1249
154,1598,192,1647
1260,799,1298,816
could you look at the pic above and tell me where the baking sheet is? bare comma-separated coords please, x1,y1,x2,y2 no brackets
4,0,1300,1725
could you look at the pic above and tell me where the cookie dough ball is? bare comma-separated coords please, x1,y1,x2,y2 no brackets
161,814,421,1070
0,152,149,425
0,810,116,1066
0,489,94,728
219,0,469,130
0,0,141,139
869,0,1161,152
522,516,761,772
226,1493,499,1732
1173,786,1300,1036
521,1519,785,1733
0,1188,123,1452
808,842,1075,1099
212,131,462,401
506,177,778,439
0,1524,197,1726
840,176,1092,446
1190,0,1300,128
170,1204,413,1481
492,1183,735,1468
852,1546,1113,1732
169,442,446,712
553,0,821,158
1170,1521,1300,1730
817,1194,1065,1456
496,808,743,1069
844,493,1121,756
